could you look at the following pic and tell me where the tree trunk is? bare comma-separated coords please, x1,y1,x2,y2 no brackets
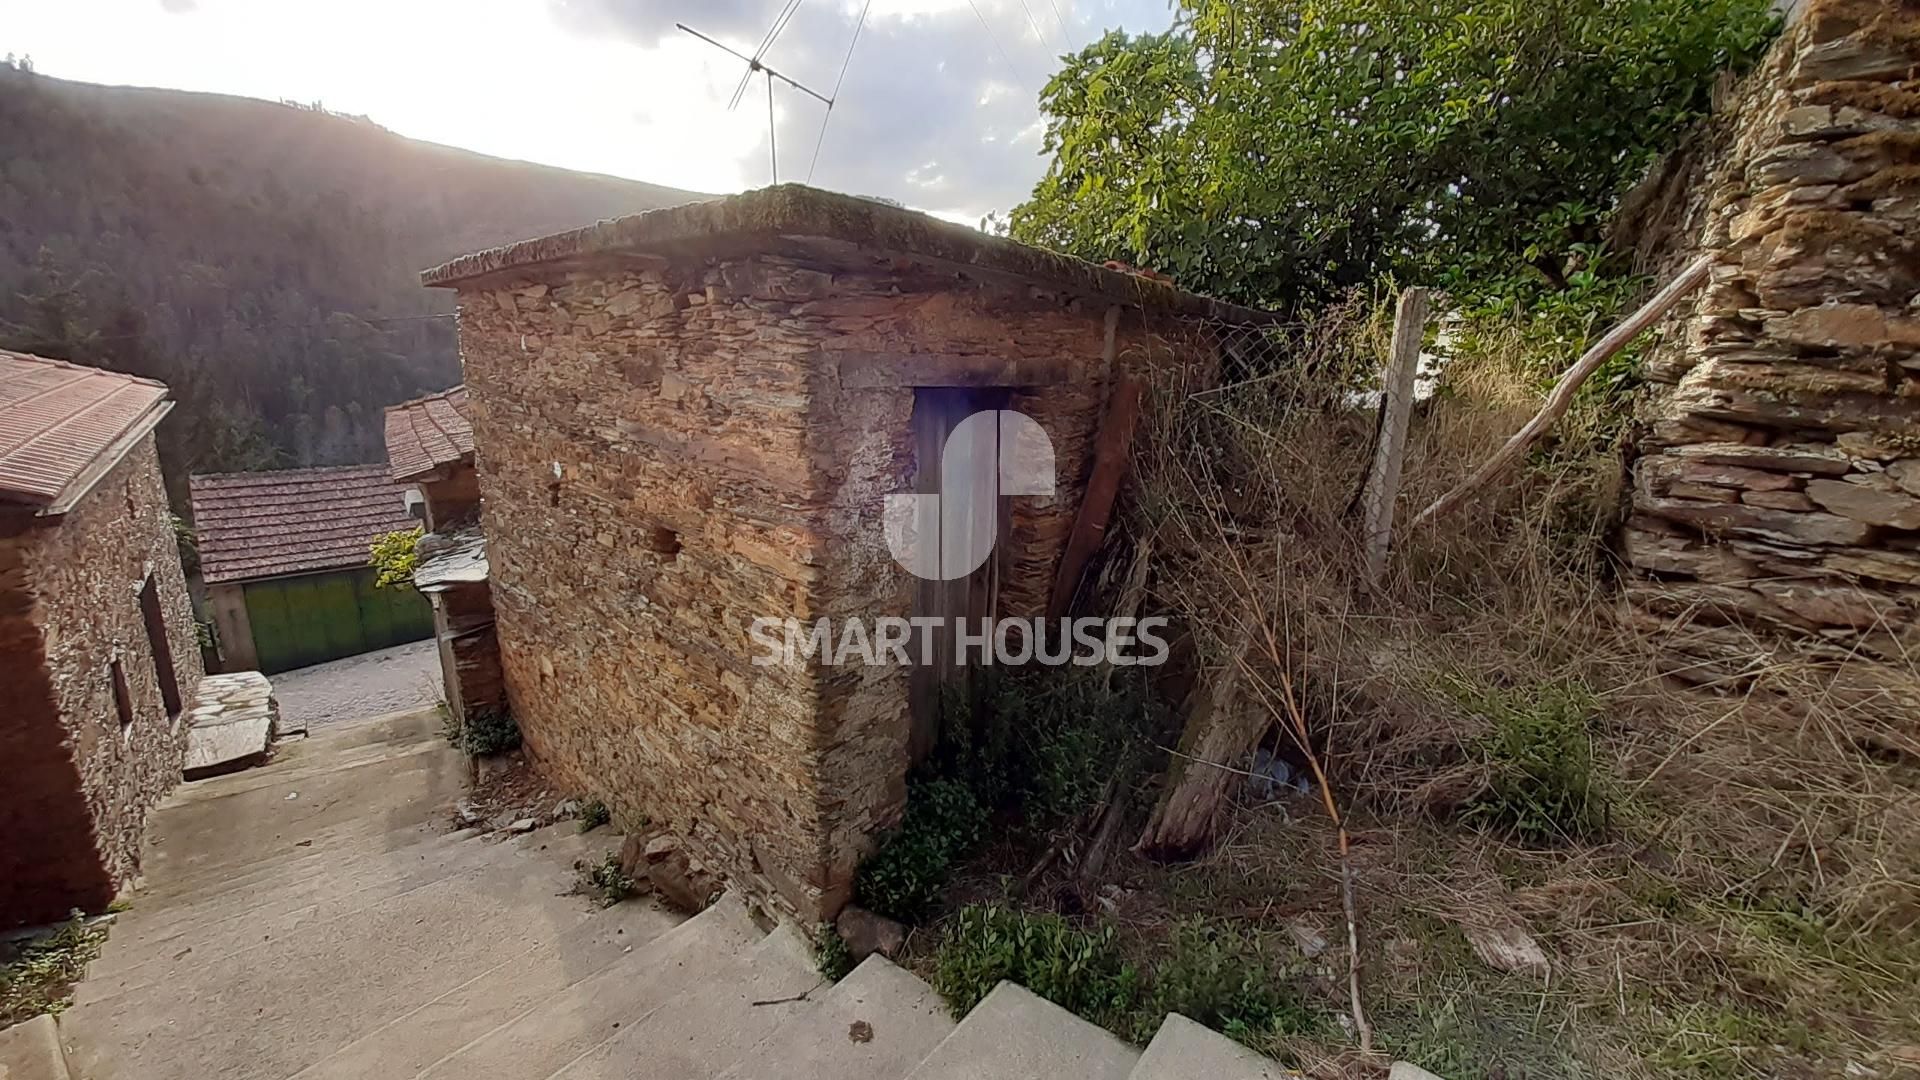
1133,627,1262,860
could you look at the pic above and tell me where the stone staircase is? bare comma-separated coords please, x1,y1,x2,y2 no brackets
5,707,1291,1080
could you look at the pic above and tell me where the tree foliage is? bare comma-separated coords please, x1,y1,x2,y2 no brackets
1007,0,1778,309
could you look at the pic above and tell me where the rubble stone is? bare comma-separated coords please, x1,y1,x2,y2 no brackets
834,904,907,961
1630,0,1920,672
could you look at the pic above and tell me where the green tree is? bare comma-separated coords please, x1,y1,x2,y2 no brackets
1009,0,1778,309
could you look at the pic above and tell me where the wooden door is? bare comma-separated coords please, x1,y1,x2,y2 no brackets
906,388,1010,764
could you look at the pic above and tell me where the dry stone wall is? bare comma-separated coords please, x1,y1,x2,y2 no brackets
452,247,1198,920
1628,0,1920,677
0,437,203,926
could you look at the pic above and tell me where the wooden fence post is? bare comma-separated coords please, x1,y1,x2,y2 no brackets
1361,287,1430,586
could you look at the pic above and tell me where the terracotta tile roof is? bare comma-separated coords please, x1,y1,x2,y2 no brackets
384,385,474,482
0,349,171,512
190,465,417,584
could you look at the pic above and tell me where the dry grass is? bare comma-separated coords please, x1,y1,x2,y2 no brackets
1077,297,1920,1077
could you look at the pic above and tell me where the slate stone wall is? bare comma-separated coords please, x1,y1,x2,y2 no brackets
452,248,1202,920
0,436,203,926
1627,0,1920,680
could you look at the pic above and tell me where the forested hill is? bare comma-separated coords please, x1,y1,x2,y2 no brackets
0,63,709,498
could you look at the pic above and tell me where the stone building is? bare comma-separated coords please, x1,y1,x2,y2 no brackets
385,385,480,530
1624,0,1920,689
0,350,204,927
424,186,1265,920
385,387,504,728
192,465,433,674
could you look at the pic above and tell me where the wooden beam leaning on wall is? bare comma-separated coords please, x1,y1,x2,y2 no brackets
1045,376,1145,620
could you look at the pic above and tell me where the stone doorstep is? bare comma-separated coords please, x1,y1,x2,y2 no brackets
181,671,280,773
0,1014,70,1080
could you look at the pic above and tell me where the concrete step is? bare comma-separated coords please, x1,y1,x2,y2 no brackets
92,824,609,986
290,897,684,1080
902,982,1140,1080
0,1014,70,1080
102,825,483,959
716,954,956,1080
544,921,822,1080
56,835,610,1080
1129,1014,1296,1079
135,737,466,897
158,708,446,809
417,894,763,1080
118,819,594,952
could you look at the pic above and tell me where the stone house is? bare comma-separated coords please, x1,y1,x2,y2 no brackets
423,186,1266,921
0,349,204,927
384,387,504,728
385,385,480,530
191,465,433,674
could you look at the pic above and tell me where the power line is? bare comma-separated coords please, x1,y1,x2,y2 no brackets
807,0,874,183
1045,0,1077,51
1,311,456,354
1014,0,1057,53
965,0,1034,90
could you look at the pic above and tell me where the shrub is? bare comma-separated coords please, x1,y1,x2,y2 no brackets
932,906,1312,1048
368,526,422,589
574,854,637,908
815,923,855,982
854,778,985,922
1144,922,1315,1046
932,905,1140,1022
577,799,610,833
458,705,521,757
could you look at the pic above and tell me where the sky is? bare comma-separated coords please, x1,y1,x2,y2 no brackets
3,0,1177,225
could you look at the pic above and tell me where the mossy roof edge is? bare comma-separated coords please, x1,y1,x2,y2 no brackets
420,184,1277,325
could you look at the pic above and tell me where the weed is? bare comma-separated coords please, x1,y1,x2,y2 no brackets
577,800,610,833
815,923,855,982
856,668,1158,925
931,905,1313,1052
855,778,985,922
1142,922,1316,1049
574,854,638,908
460,706,521,757
1451,676,1611,842
932,905,1139,1023
0,916,107,1026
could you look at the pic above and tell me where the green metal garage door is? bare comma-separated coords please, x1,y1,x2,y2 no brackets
242,568,435,674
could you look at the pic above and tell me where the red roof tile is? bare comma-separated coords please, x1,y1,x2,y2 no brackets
190,465,417,584
0,350,171,511
384,386,473,482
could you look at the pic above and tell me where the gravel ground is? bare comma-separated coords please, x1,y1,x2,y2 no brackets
271,639,445,731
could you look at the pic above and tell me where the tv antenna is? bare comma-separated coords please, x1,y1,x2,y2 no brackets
677,21,831,185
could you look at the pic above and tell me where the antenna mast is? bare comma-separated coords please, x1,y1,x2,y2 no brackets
677,22,831,185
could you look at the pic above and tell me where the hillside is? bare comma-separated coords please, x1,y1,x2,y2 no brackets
0,63,710,495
